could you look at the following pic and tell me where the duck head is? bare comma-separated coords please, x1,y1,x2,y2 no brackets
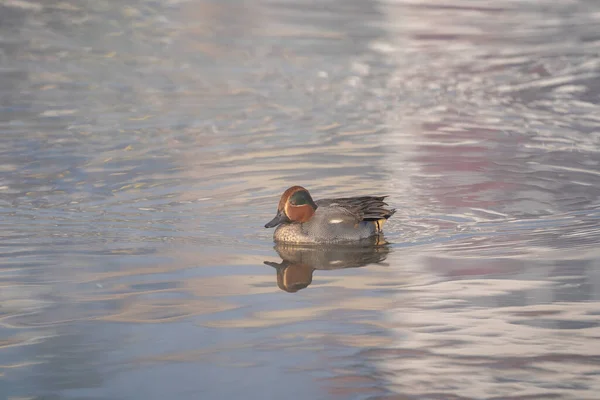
264,186,318,228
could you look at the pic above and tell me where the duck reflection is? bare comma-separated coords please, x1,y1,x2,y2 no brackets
264,238,390,293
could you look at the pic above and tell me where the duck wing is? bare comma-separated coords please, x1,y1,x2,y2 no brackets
316,196,396,222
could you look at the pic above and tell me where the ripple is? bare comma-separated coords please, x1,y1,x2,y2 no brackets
2,0,600,399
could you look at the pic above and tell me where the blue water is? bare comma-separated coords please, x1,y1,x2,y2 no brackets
2,0,600,399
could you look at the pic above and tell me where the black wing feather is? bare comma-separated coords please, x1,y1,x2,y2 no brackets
316,196,396,222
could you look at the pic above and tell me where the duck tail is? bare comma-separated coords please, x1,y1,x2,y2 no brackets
376,206,397,232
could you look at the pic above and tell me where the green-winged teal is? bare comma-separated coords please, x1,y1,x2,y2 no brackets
264,186,396,244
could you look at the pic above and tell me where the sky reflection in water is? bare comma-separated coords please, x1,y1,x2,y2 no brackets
1,0,600,399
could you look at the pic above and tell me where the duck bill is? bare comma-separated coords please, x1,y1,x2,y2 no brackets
264,210,290,228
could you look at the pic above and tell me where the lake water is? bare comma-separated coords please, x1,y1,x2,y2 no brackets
2,0,600,399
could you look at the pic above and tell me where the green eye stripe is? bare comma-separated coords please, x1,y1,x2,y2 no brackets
290,191,311,206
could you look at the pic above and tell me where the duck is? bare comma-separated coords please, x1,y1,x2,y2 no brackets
264,185,396,244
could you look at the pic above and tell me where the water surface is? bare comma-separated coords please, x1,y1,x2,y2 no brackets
2,0,600,399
